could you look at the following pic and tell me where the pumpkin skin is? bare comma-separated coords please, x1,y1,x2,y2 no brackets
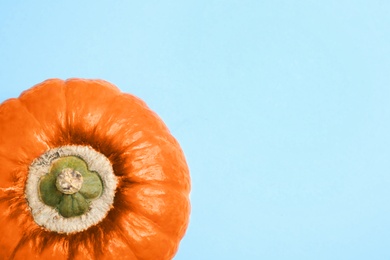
0,79,190,259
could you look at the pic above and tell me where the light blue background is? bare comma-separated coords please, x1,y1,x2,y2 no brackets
1,1,390,259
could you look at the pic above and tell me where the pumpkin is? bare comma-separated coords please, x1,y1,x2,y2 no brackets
0,79,191,259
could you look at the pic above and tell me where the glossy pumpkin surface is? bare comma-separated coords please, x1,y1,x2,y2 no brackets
0,79,191,259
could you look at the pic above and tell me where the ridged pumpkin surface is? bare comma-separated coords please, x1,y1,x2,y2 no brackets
0,79,190,260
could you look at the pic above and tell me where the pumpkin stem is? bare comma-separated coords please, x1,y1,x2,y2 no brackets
26,145,117,233
38,155,104,218
56,168,83,194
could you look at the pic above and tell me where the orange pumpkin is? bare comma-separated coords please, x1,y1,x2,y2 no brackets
0,79,191,259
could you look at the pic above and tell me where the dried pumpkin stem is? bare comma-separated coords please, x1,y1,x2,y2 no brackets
39,156,104,218
26,145,117,234
56,168,83,194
